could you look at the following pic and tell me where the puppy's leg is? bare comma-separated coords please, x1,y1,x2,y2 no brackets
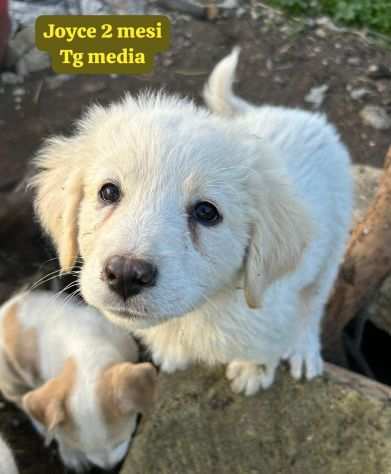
285,283,324,381
140,327,192,373
152,347,191,373
284,256,341,380
226,358,279,396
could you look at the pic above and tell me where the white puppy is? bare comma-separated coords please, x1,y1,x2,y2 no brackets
0,435,18,474
0,291,157,471
32,49,352,396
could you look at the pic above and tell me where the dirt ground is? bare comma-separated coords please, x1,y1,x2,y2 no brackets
1,5,391,473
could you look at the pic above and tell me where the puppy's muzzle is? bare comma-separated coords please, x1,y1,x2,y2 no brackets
103,256,158,301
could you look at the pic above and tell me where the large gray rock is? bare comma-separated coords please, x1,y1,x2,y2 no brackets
122,364,391,474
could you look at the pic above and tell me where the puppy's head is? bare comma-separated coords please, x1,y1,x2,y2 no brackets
22,358,157,471
32,92,311,328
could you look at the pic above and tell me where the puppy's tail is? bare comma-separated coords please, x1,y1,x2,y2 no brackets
203,47,251,117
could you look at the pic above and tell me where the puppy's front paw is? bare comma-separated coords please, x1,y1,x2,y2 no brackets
152,351,190,374
285,334,323,380
226,360,277,396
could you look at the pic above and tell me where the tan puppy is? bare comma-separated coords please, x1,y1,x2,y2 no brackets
0,290,157,471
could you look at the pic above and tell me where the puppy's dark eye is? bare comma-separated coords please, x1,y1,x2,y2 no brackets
99,183,121,204
192,201,221,226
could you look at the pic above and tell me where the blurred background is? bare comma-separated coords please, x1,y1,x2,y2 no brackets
0,1,391,472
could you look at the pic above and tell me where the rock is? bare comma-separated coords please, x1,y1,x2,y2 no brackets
6,24,50,75
121,364,391,474
10,0,66,27
367,276,391,336
219,0,239,8
1,72,23,85
305,84,329,108
315,16,342,32
376,82,388,95
360,105,391,130
315,28,327,38
45,74,72,90
352,164,381,223
5,24,35,67
347,57,361,66
12,87,25,97
81,80,107,94
205,4,219,21
16,47,50,75
157,0,205,19
367,64,391,80
350,88,371,101
351,164,391,336
236,6,246,17
162,56,174,67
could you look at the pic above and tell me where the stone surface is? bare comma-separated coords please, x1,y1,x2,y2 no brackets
360,105,391,130
351,164,391,335
367,276,391,335
1,72,23,84
367,64,391,80
352,164,381,223
121,364,391,474
16,48,50,76
5,24,50,75
350,87,371,101
304,84,329,108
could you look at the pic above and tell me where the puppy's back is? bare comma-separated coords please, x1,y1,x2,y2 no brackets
0,291,138,384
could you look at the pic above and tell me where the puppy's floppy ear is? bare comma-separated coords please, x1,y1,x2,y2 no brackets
22,357,75,431
99,362,158,418
244,158,313,309
30,137,83,272
23,388,65,431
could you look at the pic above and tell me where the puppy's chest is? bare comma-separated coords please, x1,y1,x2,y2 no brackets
139,317,246,365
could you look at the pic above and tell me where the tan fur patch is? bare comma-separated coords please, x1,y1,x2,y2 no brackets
300,283,316,305
23,357,77,430
97,362,158,424
3,302,39,385
51,357,77,405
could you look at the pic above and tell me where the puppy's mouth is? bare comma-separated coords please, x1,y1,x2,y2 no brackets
107,307,150,320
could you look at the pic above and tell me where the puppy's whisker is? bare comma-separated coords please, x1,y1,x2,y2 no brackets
36,256,61,269
53,281,80,301
63,288,81,305
30,270,63,290
29,267,82,291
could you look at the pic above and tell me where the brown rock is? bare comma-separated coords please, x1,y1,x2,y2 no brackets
351,164,391,335
367,276,391,335
352,164,381,223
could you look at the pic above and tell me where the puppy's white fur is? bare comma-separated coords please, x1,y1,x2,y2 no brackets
0,291,157,471
32,50,352,395
0,436,18,474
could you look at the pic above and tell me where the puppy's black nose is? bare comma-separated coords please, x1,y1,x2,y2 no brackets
104,256,157,300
